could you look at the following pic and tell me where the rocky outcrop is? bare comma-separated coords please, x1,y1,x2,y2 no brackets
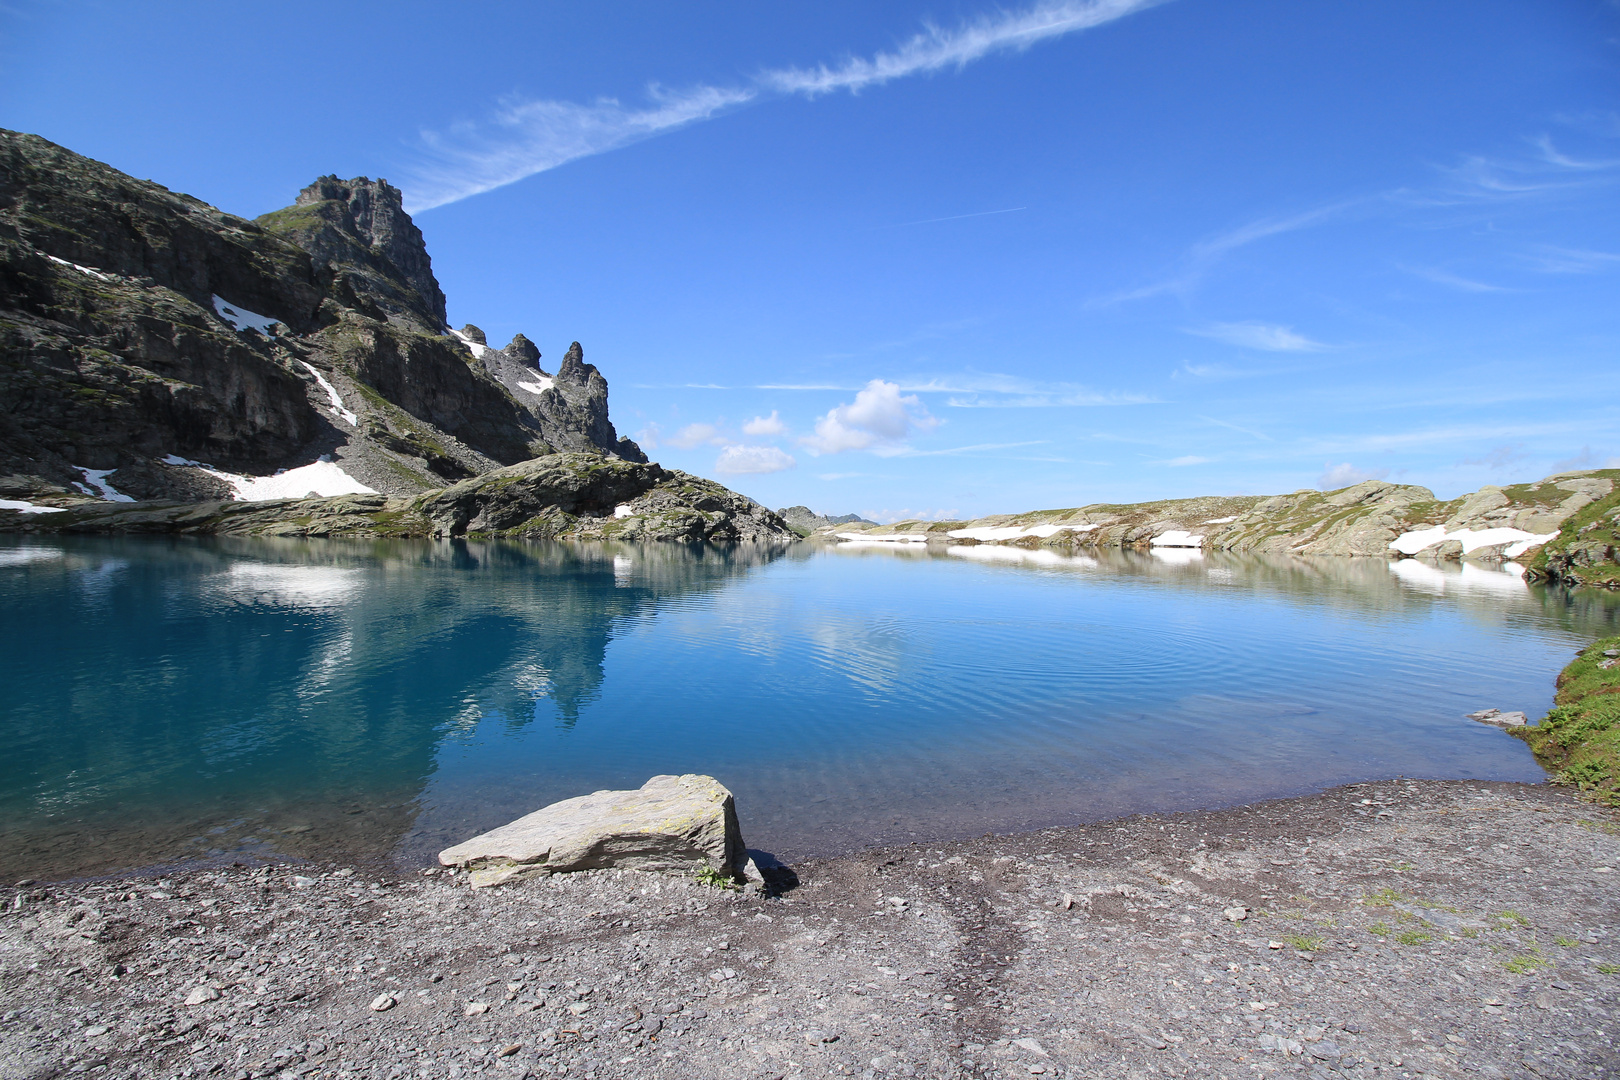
438,774,749,887
776,505,876,536
1526,476,1620,588
0,452,798,544
0,130,643,505
271,174,448,328
471,336,648,463
815,469,1620,582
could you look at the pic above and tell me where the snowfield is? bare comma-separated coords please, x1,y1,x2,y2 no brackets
1388,525,1556,558
161,455,376,501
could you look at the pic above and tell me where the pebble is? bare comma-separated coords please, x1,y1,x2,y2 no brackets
464,1001,491,1016
184,986,219,1005
369,993,396,1012
1224,906,1248,922
83,1026,108,1038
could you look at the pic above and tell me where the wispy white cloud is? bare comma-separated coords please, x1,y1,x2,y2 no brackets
748,373,1156,407
801,379,939,455
1162,455,1211,467
1199,415,1273,442
1091,200,1356,306
1186,321,1326,352
1460,444,1527,470
1522,245,1620,274
893,440,1049,457
1551,446,1620,472
762,0,1162,96
402,0,1165,210
885,207,1027,228
1402,265,1512,293
405,85,755,212
715,444,797,474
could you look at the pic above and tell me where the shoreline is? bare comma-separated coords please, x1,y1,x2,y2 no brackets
4,778,1616,1080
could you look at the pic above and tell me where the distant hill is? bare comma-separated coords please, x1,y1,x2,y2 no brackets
775,505,878,537
812,473,1620,588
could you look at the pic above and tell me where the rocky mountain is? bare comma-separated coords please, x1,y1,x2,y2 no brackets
0,130,658,509
0,453,789,544
815,470,1620,587
774,505,877,537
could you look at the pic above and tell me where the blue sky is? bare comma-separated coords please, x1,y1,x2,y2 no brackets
4,1,1617,520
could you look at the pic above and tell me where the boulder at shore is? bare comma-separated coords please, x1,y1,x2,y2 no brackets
438,774,748,887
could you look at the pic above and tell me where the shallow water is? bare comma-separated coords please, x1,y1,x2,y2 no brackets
2,536,1615,881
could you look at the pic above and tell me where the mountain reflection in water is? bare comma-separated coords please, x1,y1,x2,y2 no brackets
1,536,1616,882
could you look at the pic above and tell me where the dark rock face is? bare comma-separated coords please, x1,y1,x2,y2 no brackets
503,333,541,365
0,129,656,505
475,340,648,464
283,175,447,328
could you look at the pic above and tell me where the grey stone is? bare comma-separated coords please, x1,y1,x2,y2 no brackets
438,774,749,887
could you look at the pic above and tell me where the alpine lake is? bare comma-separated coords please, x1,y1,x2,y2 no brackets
3,535,1617,883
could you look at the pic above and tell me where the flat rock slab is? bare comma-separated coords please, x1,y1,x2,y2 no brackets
439,774,747,887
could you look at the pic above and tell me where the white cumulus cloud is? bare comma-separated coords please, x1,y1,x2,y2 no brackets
742,410,787,436
715,445,797,474
668,423,727,449
1319,462,1390,490
800,379,939,455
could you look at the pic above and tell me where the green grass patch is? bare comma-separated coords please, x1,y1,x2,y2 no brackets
1395,929,1433,946
1512,635,1620,806
1597,963,1619,975
1494,909,1530,929
1282,934,1324,952
692,866,738,890
1368,921,1391,937
1503,955,1548,974
1554,936,1579,947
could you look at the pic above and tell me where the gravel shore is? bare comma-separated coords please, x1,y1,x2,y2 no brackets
3,779,1616,1080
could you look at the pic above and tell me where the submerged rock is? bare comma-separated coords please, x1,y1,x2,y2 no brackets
1467,708,1528,728
438,774,749,887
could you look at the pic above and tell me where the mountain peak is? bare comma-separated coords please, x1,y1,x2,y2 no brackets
265,175,447,328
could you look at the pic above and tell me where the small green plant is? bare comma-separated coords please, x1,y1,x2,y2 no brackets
1495,909,1530,929
1365,888,1404,907
1390,861,1413,873
1395,930,1433,946
1504,955,1548,974
1554,936,1579,947
1282,934,1324,952
1596,963,1619,975
693,866,738,890
1368,922,1391,937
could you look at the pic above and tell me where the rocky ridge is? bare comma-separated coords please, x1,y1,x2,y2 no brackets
0,452,796,544
817,470,1620,585
0,130,648,507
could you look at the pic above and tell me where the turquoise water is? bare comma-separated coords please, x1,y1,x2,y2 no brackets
2,536,1616,881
